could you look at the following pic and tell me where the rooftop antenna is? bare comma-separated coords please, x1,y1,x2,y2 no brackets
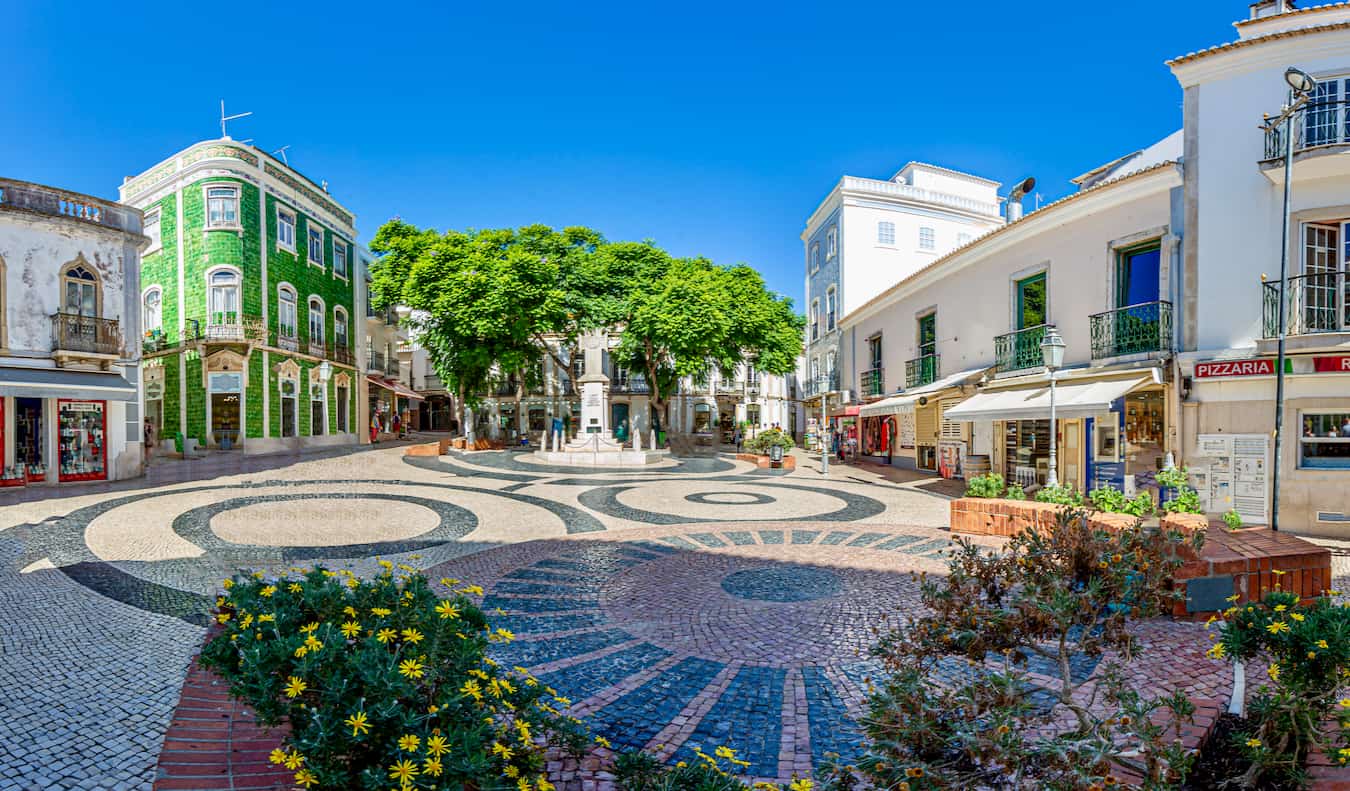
1035,192,1043,210
219,100,252,140
272,145,291,165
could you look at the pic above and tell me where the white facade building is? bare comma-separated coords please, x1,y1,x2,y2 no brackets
0,178,147,485
669,362,798,443
358,246,420,441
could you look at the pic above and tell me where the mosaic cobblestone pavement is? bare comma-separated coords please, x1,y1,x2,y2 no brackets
1,444,1346,789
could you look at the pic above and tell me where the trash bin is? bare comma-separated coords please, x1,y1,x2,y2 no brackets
769,444,784,468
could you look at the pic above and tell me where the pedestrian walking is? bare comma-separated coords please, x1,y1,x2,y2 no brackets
734,425,743,453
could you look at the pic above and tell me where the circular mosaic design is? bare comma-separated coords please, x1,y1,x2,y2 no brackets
211,498,442,546
720,565,841,602
684,491,776,506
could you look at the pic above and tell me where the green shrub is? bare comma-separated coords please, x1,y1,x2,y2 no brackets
743,428,794,456
1156,467,1205,515
199,564,587,790
964,472,1006,498
1210,586,1350,786
1005,482,1027,500
1087,485,1155,517
1035,484,1083,506
1222,510,1244,530
850,509,1204,789
614,748,827,791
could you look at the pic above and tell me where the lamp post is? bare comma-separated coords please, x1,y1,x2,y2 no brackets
1040,326,1066,488
1265,66,1315,532
747,382,760,440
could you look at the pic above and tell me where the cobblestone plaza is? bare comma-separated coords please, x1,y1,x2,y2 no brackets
1,444,1346,789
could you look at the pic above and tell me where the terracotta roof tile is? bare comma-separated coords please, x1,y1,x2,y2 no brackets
1167,20,1350,67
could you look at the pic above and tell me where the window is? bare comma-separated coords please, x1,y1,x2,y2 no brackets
826,226,837,259
1300,222,1346,332
208,269,240,326
1115,242,1161,307
144,208,162,253
205,186,239,229
307,226,324,268
333,241,348,278
278,286,298,338
336,385,349,433
826,350,837,379
280,378,298,438
311,382,326,435
919,227,936,250
308,297,324,343
334,307,348,350
868,335,882,369
810,299,820,341
1300,412,1350,469
810,242,820,273
63,264,98,316
277,207,296,251
918,312,937,358
1015,272,1047,330
1306,79,1344,147
142,287,162,332
826,287,836,331
877,221,895,245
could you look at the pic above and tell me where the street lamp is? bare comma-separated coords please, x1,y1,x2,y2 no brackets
1266,66,1316,532
1040,326,1066,488
747,381,760,440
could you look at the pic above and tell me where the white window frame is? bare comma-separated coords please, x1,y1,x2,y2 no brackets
279,376,299,438
826,226,838,259
307,223,326,270
206,266,241,328
203,183,241,231
143,208,162,254
335,384,350,433
826,286,837,332
919,226,936,250
1298,410,1350,470
809,242,820,274
308,296,325,343
332,239,349,280
277,284,298,338
142,286,162,333
877,221,895,246
276,206,297,252
310,380,327,436
334,305,349,349
810,298,820,341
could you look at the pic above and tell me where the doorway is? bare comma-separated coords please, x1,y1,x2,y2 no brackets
15,398,44,476
611,402,630,441
1060,419,1083,491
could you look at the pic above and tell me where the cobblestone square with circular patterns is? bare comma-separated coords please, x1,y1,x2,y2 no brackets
1,442,1346,789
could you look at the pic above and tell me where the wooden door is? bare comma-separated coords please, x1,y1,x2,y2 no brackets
1060,419,1083,491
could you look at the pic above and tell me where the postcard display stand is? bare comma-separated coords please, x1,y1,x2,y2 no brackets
1191,433,1269,523
58,400,107,482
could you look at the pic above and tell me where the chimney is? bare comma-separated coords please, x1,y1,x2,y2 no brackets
1006,177,1036,224
1250,0,1295,20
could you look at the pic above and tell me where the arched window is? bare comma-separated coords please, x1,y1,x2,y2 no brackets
278,286,297,338
63,262,99,316
333,306,348,350
207,269,240,327
142,287,162,332
308,297,324,344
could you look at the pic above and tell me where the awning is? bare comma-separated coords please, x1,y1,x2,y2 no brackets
0,367,137,402
366,374,425,401
830,405,860,418
858,367,988,418
942,374,1155,423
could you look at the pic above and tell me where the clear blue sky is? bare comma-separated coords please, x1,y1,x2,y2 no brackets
4,2,1237,306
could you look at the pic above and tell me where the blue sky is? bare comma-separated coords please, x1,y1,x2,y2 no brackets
4,2,1237,306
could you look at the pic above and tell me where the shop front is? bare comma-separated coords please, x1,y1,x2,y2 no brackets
0,367,138,485
366,374,424,439
858,368,987,472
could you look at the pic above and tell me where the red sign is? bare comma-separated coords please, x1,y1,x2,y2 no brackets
1195,358,1275,378
1314,356,1350,373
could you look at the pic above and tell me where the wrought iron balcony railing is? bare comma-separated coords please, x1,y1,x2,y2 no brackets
273,330,300,352
613,375,650,395
369,351,388,373
905,355,939,388
1262,272,1350,337
1264,98,1350,160
994,324,1049,373
803,370,840,397
52,313,121,356
1089,300,1173,360
143,320,202,354
204,313,266,343
331,344,354,366
859,367,885,397
307,339,327,359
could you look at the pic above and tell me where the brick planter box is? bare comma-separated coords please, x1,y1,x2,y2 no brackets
949,497,1137,538
404,438,452,457
735,452,795,470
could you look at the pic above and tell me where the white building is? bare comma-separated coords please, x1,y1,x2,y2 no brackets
358,246,421,441
669,362,798,443
800,162,1005,416
0,178,147,485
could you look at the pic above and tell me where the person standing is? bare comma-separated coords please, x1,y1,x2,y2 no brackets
734,425,743,453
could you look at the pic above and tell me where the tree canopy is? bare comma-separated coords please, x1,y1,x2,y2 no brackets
368,221,804,419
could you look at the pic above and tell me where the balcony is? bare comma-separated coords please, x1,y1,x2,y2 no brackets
716,380,742,396
859,367,885,398
143,320,202,355
1089,301,1172,360
51,314,121,363
905,355,939,388
838,175,1001,219
273,330,301,353
803,370,840,398
331,344,354,366
307,339,327,359
424,374,446,392
369,350,387,373
1,178,143,235
1261,273,1350,346
612,374,650,395
1261,99,1350,184
204,313,266,344
994,324,1049,373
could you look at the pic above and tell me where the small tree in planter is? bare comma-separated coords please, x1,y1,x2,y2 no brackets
200,564,588,790
743,427,793,456
847,508,1204,789
1208,584,1350,787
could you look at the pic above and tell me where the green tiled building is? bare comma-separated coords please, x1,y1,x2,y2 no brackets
120,139,359,453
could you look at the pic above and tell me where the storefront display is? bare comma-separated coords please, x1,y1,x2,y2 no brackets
1003,419,1051,487
15,397,45,481
1123,390,1167,491
58,400,106,482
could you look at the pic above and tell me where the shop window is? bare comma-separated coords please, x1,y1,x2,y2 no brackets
13,398,44,480
209,372,242,448
528,408,546,432
1300,412,1350,469
58,400,106,481
1004,419,1050,487
693,403,713,433
311,383,326,435
336,385,349,432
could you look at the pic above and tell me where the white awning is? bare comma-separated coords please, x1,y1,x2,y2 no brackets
941,374,1155,423
0,367,137,402
858,367,988,418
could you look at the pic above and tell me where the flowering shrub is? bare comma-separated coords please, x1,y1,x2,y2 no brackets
614,747,831,791
1208,583,1350,787
1034,483,1083,506
743,428,794,455
199,563,588,790
851,508,1203,789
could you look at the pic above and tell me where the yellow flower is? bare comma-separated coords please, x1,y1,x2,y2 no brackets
376,628,397,644
715,746,736,760
294,769,318,788
1246,738,1262,748
435,601,460,619
388,758,418,782
594,736,612,748
790,779,813,791
1274,604,1287,612
1309,651,1318,659
258,613,275,623
461,679,483,701
1206,643,1227,660
303,635,322,652
283,750,305,770
1268,664,1281,681
426,734,449,757
1317,640,1329,649
288,583,302,593
1266,622,1289,634
343,606,357,617
1272,569,1286,576
1339,698,1350,708
345,577,358,589
493,741,514,760
493,628,515,643
345,711,370,736
398,733,421,752
259,585,276,598
378,559,394,570
268,748,287,764
240,613,254,628
284,676,307,698
215,613,231,624
538,779,556,791
371,607,392,617
401,627,424,644
398,658,425,679
1291,612,1305,622
222,579,234,589
459,584,485,596
293,645,308,658
340,621,361,638
423,757,443,777
505,764,521,778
